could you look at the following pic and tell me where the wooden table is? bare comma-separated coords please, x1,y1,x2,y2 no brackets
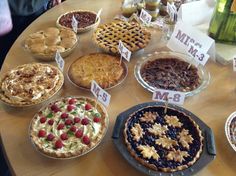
0,0,236,175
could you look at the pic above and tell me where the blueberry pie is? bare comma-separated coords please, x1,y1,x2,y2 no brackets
124,106,203,172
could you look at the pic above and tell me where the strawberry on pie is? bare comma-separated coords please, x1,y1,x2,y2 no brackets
29,97,108,159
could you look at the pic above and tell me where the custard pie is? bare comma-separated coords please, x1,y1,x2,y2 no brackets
124,106,203,172
68,53,127,89
93,20,151,54
29,97,108,158
24,27,77,60
0,63,64,106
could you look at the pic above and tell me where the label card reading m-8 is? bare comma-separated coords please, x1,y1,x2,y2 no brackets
152,89,185,105
187,44,209,66
91,80,111,107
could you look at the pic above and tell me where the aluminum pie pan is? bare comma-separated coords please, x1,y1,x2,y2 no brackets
28,96,109,160
56,10,100,33
225,111,236,152
67,53,128,91
0,63,64,108
112,101,216,176
134,51,210,97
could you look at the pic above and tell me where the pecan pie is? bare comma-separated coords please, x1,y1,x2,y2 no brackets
29,97,108,159
0,63,64,107
68,53,127,89
24,27,77,60
57,10,100,33
140,58,201,92
124,106,203,172
93,20,151,54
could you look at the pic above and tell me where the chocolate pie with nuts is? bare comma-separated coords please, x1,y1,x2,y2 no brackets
124,106,203,172
57,10,100,33
140,58,201,92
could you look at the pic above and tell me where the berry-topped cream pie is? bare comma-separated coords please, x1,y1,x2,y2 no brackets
0,63,64,107
124,106,203,172
29,97,108,159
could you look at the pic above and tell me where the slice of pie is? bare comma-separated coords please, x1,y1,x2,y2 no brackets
68,53,127,89
29,97,108,158
93,20,151,54
124,106,204,172
0,63,64,107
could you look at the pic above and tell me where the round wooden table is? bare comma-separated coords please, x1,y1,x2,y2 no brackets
0,0,236,175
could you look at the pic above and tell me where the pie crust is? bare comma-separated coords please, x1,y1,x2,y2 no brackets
56,10,100,33
29,97,108,159
0,63,64,107
124,106,204,172
93,20,151,54
68,53,127,89
24,27,78,61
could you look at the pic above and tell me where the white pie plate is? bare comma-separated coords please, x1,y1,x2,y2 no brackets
29,96,109,160
134,51,211,97
225,111,236,152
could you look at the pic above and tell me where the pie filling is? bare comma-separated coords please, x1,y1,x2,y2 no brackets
59,11,97,29
124,106,203,172
140,58,201,92
0,63,63,105
30,97,107,158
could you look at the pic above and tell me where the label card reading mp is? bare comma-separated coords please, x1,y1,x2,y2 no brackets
55,50,64,72
91,80,111,107
152,89,185,105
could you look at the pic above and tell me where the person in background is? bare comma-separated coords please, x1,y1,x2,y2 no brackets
0,0,62,70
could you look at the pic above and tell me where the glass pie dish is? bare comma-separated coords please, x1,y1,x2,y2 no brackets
225,111,236,152
134,51,210,97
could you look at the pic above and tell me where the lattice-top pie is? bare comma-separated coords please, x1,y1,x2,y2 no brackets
68,53,127,89
0,63,64,106
24,27,77,60
29,97,108,159
124,106,203,172
93,20,151,54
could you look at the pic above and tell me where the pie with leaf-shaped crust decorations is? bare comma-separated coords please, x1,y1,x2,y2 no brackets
124,106,203,172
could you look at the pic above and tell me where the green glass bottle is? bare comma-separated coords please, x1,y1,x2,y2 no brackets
208,0,236,44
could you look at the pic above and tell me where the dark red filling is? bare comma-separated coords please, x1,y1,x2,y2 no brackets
59,11,96,29
125,106,202,171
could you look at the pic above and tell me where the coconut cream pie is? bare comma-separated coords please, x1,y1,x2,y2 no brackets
124,106,203,172
0,63,64,106
29,97,108,158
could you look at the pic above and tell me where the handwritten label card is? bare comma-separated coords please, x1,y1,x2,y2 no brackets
152,89,185,105
118,40,131,62
72,15,78,33
187,44,210,66
167,20,215,60
139,9,152,25
55,50,64,71
96,8,102,21
91,80,111,107
233,56,236,72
